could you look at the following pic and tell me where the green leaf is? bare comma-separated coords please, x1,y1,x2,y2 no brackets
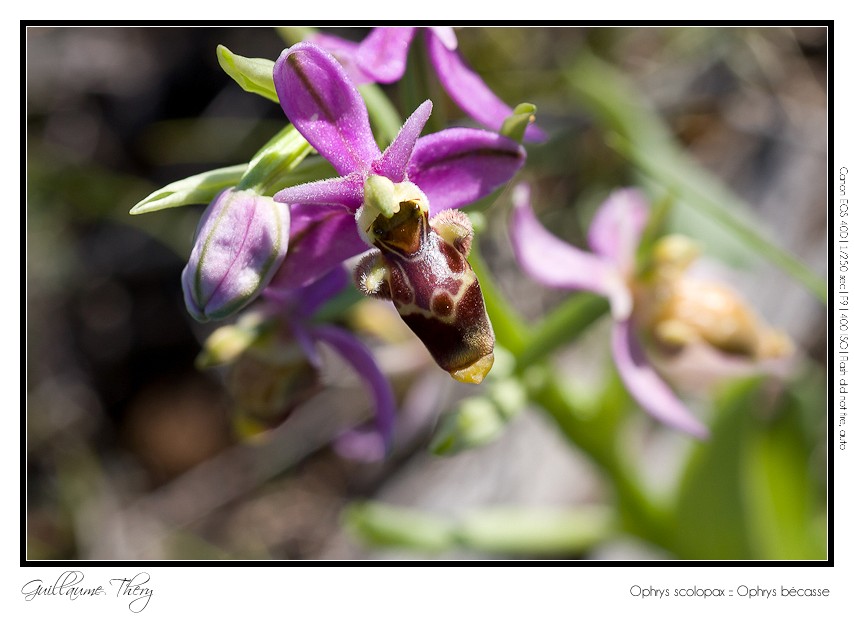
672,374,827,560
216,45,278,103
671,378,758,559
129,164,247,215
268,155,337,193
456,506,616,556
217,43,403,151
741,381,827,559
130,126,320,216
344,502,615,557
276,26,316,46
343,502,456,552
236,124,314,193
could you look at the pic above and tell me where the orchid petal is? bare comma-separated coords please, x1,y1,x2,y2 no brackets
308,32,373,85
312,324,396,458
291,320,322,368
296,265,350,316
274,172,365,210
509,185,629,303
356,27,417,83
267,204,368,291
373,100,433,182
429,27,458,50
425,30,547,142
587,188,649,273
274,42,380,176
408,128,525,213
264,264,349,318
611,319,709,438
333,429,387,462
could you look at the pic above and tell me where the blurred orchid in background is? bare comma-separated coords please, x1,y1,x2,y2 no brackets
310,27,547,142
510,184,794,438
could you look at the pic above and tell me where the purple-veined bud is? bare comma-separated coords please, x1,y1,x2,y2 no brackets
182,188,290,322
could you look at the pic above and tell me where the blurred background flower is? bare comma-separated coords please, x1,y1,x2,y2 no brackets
26,26,827,560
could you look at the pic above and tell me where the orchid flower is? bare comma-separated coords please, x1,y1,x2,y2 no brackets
270,42,526,383
511,185,795,437
510,185,711,438
310,27,547,142
203,266,397,461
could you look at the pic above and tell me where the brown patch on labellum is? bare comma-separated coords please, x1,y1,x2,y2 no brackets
430,291,455,318
401,282,493,375
437,239,467,274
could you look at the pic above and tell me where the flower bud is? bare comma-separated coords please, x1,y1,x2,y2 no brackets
181,189,290,321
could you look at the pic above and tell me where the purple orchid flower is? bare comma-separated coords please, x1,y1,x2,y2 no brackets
509,184,709,438
309,27,547,142
269,42,525,383
269,41,525,289
259,266,397,461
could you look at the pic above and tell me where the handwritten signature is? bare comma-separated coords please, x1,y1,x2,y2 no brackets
21,571,153,613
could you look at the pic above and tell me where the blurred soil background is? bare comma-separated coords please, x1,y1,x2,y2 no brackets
26,26,827,559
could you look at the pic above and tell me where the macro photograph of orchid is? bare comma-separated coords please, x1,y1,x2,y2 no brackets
26,25,828,561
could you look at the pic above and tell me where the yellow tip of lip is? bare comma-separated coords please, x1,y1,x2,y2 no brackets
449,353,494,385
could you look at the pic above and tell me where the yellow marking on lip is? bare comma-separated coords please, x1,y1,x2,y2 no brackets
450,352,494,384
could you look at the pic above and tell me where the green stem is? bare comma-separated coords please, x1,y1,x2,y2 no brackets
528,368,672,549
517,293,609,370
403,36,444,134
469,241,671,550
400,40,429,125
